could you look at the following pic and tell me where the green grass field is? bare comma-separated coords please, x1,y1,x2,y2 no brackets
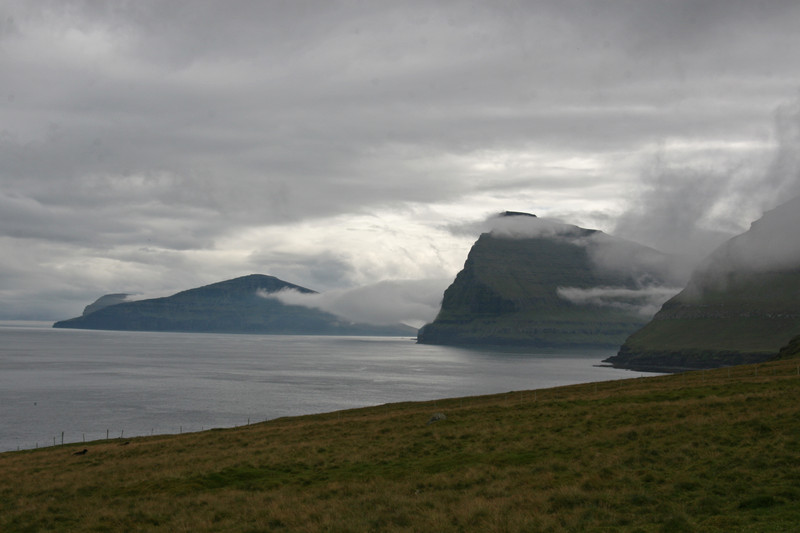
3,357,800,532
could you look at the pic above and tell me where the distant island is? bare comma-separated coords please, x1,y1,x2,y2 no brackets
53,274,416,337
418,212,682,348
54,199,800,369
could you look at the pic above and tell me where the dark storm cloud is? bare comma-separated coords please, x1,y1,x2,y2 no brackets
2,0,800,318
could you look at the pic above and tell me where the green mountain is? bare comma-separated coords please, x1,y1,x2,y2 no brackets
417,213,680,348
53,274,416,336
606,197,800,371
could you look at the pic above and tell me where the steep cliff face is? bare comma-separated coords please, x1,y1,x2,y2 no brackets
54,274,416,336
607,197,800,371
418,215,680,348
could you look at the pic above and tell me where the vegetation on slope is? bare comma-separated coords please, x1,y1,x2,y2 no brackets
418,228,670,348
777,334,800,359
609,197,800,371
3,357,800,532
609,263,800,371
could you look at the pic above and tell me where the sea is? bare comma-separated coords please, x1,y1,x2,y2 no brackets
0,321,659,452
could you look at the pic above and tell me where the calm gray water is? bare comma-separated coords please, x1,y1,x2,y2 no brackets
0,323,656,452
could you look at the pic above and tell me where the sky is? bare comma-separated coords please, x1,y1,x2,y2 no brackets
2,0,800,322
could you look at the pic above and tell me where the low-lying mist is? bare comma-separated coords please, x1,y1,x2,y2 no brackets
258,278,451,328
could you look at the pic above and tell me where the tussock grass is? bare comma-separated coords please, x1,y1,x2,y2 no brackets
3,358,800,531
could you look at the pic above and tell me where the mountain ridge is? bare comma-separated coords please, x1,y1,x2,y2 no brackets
53,274,416,336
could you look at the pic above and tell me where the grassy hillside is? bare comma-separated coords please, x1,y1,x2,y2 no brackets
610,270,800,371
609,198,800,371
4,357,800,532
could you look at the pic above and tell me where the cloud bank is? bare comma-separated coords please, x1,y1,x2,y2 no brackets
699,194,800,276
259,278,451,328
556,286,681,317
486,214,585,240
613,98,800,264
2,2,800,319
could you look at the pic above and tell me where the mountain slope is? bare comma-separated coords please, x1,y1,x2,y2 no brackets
777,334,800,359
606,197,800,371
53,274,415,336
81,293,130,316
417,213,681,348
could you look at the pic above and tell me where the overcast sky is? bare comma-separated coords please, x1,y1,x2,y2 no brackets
2,0,800,321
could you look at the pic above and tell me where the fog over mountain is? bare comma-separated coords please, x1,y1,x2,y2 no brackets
2,1,800,321
455,213,687,316
261,278,451,329
607,193,800,371
684,195,800,293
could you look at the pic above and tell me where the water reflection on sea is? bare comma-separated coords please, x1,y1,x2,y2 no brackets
0,323,658,451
